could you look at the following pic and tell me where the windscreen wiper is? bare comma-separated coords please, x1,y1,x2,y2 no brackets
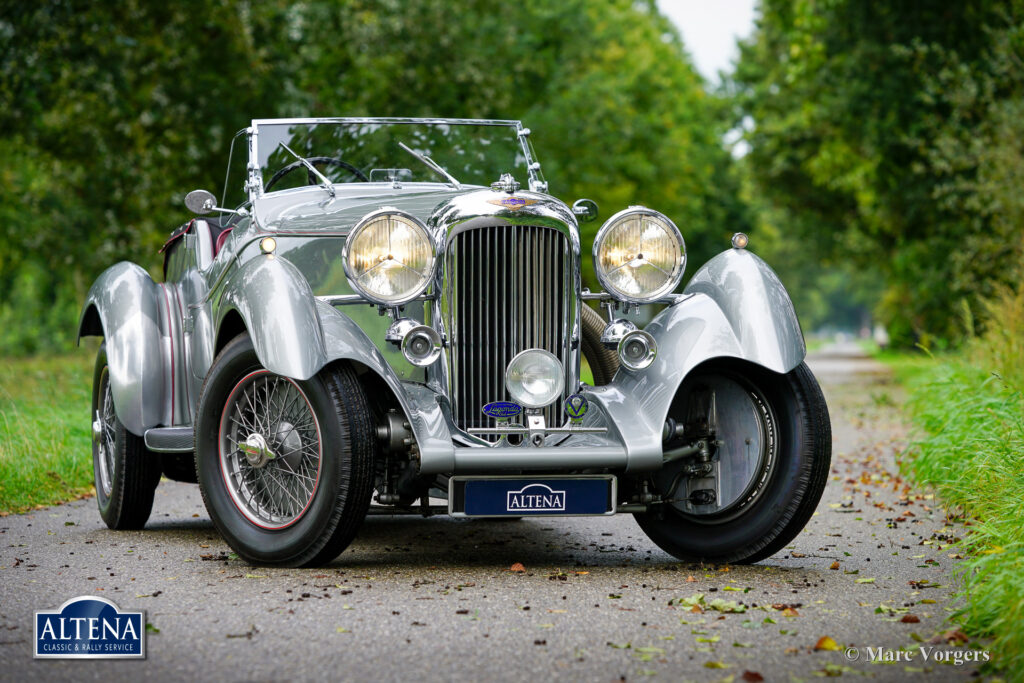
398,141,461,189
279,142,336,198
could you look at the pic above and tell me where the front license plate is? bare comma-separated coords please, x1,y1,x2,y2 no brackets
449,476,616,517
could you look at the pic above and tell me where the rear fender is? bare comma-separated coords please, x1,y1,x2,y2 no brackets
586,248,805,471
77,262,166,436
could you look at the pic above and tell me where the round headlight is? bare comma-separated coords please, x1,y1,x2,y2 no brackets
505,349,564,409
593,207,685,303
343,209,436,305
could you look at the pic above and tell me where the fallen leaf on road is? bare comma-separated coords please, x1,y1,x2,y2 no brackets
901,615,920,623
510,563,526,572
704,661,730,669
741,672,764,682
829,561,840,570
855,577,875,584
781,608,799,617
708,599,746,613
931,629,968,644
814,636,840,651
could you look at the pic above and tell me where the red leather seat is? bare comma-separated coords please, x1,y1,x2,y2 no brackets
214,228,233,256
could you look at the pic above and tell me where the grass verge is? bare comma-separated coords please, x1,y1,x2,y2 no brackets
881,282,1024,677
0,347,98,514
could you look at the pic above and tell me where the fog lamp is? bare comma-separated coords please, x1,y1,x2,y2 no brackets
505,349,564,409
618,330,657,370
401,325,442,367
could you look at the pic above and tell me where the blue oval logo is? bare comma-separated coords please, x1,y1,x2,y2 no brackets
482,401,523,419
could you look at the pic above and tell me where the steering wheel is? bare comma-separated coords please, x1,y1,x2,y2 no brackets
265,156,369,191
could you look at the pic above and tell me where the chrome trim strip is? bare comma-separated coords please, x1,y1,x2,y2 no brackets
466,426,607,435
317,293,436,306
452,447,627,472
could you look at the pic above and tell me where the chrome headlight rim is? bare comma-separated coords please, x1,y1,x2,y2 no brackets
592,206,686,304
341,207,438,306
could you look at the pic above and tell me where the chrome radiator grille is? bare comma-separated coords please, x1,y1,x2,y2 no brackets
445,225,571,438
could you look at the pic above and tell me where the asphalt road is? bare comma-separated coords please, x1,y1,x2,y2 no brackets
0,344,984,681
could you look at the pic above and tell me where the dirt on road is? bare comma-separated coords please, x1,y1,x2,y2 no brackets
0,346,983,681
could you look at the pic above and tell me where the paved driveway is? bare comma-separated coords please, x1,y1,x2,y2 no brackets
0,345,980,681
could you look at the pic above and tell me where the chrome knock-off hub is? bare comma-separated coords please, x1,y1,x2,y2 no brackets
239,433,277,468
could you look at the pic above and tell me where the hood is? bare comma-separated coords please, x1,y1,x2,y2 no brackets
252,183,577,239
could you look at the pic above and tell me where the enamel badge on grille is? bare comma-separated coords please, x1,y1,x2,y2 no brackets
482,401,523,420
564,394,588,421
486,197,538,211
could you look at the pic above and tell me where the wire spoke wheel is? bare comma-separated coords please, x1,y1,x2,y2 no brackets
218,371,322,529
94,368,118,498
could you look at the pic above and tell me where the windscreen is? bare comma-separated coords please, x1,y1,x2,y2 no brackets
255,121,534,192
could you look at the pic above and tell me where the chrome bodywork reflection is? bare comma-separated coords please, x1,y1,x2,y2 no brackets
79,117,806,480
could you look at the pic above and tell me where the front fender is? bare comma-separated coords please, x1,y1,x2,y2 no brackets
78,262,165,435
216,254,327,381
587,248,805,471
316,301,455,474
216,254,453,472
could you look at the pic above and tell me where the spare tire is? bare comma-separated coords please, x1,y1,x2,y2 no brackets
580,304,619,385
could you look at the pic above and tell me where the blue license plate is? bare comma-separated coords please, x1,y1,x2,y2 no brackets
450,476,616,517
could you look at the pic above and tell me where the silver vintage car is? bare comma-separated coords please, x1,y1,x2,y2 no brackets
79,117,831,567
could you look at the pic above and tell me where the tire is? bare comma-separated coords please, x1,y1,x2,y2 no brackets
580,304,619,385
634,361,831,564
194,334,375,567
91,343,162,529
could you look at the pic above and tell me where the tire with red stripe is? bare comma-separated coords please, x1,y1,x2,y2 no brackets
194,334,375,567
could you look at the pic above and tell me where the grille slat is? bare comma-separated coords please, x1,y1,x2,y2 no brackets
446,225,570,439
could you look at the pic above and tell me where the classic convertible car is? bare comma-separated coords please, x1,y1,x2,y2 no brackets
79,117,831,567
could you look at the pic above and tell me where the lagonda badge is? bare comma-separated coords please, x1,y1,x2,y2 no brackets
487,196,538,211
482,401,523,420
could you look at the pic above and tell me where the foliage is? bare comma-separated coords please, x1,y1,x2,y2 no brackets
0,0,739,354
733,0,1024,346
0,347,98,513
894,275,1024,676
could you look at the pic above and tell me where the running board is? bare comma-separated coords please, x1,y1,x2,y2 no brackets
144,427,194,453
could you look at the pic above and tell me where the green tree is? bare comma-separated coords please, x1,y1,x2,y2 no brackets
733,0,1024,346
0,0,740,354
